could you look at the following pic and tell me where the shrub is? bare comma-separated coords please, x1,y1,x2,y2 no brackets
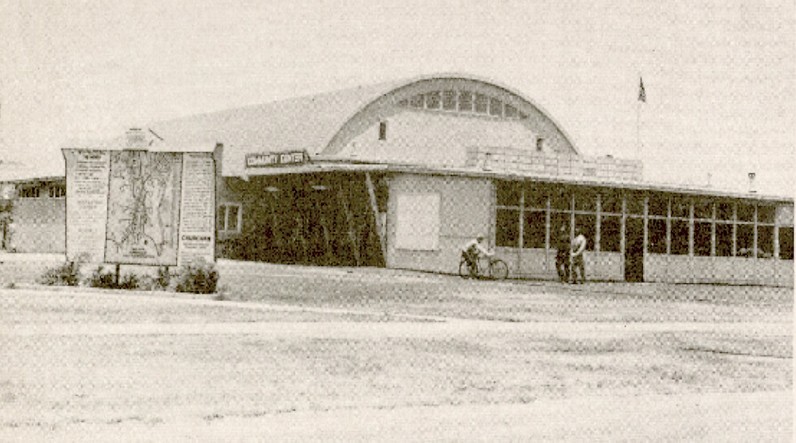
174,259,219,294
118,273,140,290
88,266,118,289
38,261,81,286
156,266,171,290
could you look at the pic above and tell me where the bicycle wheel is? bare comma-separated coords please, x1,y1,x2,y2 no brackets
488,259,509,280
458,259,472,278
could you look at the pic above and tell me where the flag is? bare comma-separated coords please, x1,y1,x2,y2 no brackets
638,77,646,103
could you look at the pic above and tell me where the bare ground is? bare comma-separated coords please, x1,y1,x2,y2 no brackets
0,259,792,441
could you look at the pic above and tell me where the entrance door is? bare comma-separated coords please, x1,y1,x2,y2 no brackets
624,218,644,282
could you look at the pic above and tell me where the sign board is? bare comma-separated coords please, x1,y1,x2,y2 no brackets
64,150,111,262
64,148,215,266
177,153,216,266
245,150,307,168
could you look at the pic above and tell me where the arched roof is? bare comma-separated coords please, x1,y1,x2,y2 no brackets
149,73,579,177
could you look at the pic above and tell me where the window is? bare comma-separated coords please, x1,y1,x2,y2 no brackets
693,222,712,256
671,195,690,218
736,224,754,257
378,121,387,141
737,203,754,222
716,223,733,257
17,186,40,198
442,90,456,110
496,209,520,247
757,205,775,224
425,91,441,109
574,189,596,212
505,104,518,118
474,94,489,113
496,181,521,207
550,188,570,211
218,203,242,233
410,94,424,108
670,220,689,255
523,210,546,249
648,193,669,217
625,192,644,215
395,193,440,250
780,227,794,260
648,219,667,254
458,91,473,112
694,199,713,220
536,138,544,152
48,184,66,198
716,202,734,221
757,226,774,259
600,189,622,214
489,98,503,116
600,216,620,252
525,185,548,209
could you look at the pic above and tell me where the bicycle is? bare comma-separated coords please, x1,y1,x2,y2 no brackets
458,253,509,280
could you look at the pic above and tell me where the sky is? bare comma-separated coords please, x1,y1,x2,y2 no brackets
1,0,793,195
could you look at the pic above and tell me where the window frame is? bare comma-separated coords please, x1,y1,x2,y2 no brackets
218,202,242,234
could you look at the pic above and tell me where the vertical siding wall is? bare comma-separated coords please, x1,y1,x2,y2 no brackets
12,198,66,253
386,174,492,274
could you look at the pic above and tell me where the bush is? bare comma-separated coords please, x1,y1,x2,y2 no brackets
89,266,118,289
174,259,219,294
118,273,140,290
156,266,171,290
38,261,81,286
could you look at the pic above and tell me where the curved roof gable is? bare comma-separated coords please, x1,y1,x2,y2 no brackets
149,74,578,177
324,74,580,157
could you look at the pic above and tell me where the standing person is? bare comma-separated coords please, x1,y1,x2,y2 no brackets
461,235,492,276
570,227,587,284
554,224,570,282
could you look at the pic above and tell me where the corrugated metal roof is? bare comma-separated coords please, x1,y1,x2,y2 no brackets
149,79,407,177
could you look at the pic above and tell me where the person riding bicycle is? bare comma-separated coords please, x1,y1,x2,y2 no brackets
461,235,493,275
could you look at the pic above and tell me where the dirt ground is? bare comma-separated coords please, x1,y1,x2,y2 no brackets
0,259,792,441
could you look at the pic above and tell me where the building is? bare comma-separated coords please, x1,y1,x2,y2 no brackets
138,73,792,286
0,161,66,253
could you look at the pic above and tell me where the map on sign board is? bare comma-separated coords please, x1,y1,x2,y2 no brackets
104,151,183,265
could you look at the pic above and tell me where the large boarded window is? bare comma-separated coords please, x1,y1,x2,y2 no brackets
395,193,440,250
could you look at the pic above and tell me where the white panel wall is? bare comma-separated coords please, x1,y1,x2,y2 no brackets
386,174,493,274
645,254,793,286
343,111,541,167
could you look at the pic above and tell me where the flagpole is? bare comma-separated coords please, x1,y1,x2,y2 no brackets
636,98,641,158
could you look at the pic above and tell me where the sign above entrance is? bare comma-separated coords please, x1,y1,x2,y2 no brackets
246,151,308,168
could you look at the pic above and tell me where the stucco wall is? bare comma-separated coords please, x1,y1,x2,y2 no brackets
11,198,66,253
386,173,493,274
